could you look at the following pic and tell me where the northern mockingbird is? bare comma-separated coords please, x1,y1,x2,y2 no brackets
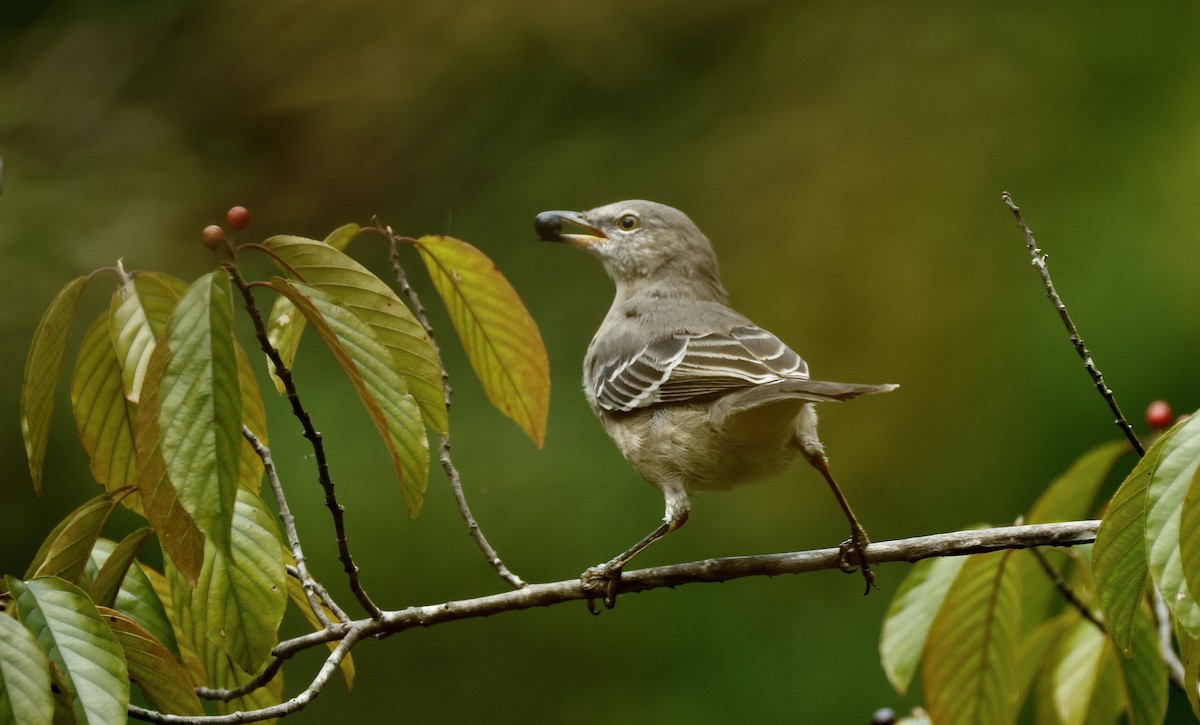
537,200,896,607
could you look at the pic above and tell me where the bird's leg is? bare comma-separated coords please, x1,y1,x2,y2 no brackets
582,483,689,612
796,404,875,594
806,453,876,594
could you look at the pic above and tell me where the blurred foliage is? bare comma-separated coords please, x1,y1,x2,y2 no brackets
2,1,1199,722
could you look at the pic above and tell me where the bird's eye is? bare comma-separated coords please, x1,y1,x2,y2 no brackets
616,214,640,231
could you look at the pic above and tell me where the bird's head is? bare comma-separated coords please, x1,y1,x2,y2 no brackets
536,200,726,301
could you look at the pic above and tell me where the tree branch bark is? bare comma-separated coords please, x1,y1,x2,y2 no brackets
128,520,1099,724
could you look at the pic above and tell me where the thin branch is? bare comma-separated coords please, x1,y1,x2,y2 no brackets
1029,547,1106,632
224,264,383,619
287,565,349,624
384,229,526,589
128,520,1098,724
243,425,333,629
1002,192,1145,456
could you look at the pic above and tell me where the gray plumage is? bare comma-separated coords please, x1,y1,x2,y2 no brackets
539,199,895,604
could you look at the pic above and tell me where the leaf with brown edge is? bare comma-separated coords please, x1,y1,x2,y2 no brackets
22,275,87,493
272,278,429,515
99,607,203,717
415,235,549,447
262,232,447,436
135,340,205,585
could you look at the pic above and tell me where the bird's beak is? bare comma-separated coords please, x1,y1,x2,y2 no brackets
534,210,608,250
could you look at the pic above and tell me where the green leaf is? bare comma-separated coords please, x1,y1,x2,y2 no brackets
262,231,448,436
21,276,88,493
133,340,205,585
1179,460,1200,623
98,607,202,717
272,278,429,515
108,271,187,404
923,550,1022,725
1029,440,1129,524
177,488,286,673
24,495,117,583
415,235,550,447
880,555,967,695
1142,414,1200,638
8,577,128,725
263,224,359,395
84,540,179,662
159,271,241,553
87,528,153,608
71,311,139,505
1113,602,1167,725
0,613,53,725
1093,424,1181,654
1052,617,1109,725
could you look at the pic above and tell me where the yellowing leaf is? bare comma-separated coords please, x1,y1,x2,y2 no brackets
159,271,241,553
71,310,139,505
235,342,268,493
263,224,360,395
416,235,549,447
24,494,116,584
21,276,87,493
283,550,354,689
262,232,447,436
272,278,429,515
923,550,1022,725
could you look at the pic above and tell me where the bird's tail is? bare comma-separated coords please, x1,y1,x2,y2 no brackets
710,379,897,427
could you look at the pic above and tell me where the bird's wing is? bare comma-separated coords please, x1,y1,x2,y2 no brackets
591,324,809,412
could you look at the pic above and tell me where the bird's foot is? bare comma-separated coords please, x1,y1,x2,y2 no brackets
580,561,623,614
837,528,877,596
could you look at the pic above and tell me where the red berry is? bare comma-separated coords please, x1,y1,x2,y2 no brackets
226,206,251,231
202,224,225,250
1146,400,1173,430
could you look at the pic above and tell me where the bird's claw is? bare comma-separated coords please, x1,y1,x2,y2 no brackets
837,530,877,596
581,562,622,614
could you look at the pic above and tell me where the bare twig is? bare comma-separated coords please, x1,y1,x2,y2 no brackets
128,521,1098,723
1029,547,1106,632
384,229,526,589
287,565,349,624
243,425,333,629
1002,192,1145,456
224,264,383,619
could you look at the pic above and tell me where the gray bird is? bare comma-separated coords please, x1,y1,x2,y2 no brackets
537,200,896,607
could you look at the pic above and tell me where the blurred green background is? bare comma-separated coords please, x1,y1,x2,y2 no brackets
3,1,1200,722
